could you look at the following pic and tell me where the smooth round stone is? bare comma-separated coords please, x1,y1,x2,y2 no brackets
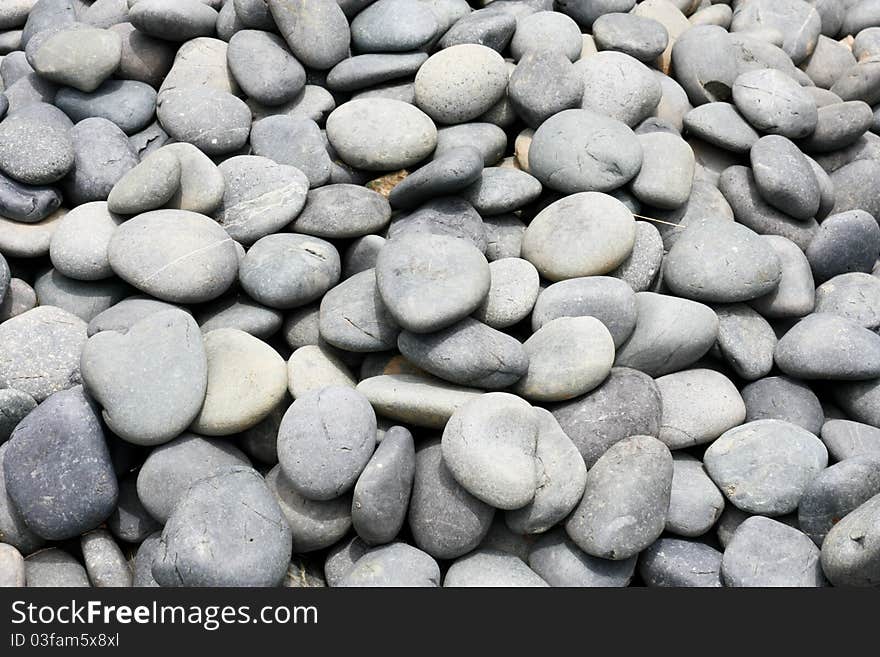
156,88,250,156
387,196,487,252
528,528,636,587
329,53,426,93
0,171,61,223
109,209,238,303
775,313,880,381
683,102,758,153
129,0,217,41
277,386,376,501
110,21,174,87
31,270,128,323
80,309,207,446
732,69,819,139
81,528,131,587
64,117,137,205
460,167,542,216
350,0,438,53
343,235,386,278
593,12,667,62
0,306,87,402
821,493,880,587
327,99,436,171
551,367,661,468
357,374,482,429
48,202,122,282
157,36,235,98
214,156,309,245
671,23,736,106
339,542,439,587
714,303,776,381
376,232,489,334
24,549,90,588
722,516,825,587
751,135,820,220
821,419,880,461
265,465,351,553
730,0,821,64
318,269,400,353
267,0,348,70
201,292,283,337
286,345,354,399
227,29,304,107
433,122,507,166
409,439,496,559
505,408,587,534
0,113,74,185
239,234,340,310
438,7,516,52
152,466,290,587
507,49,583,129
631,131,694,209
107,474,161,543
292,184,390,239
830,158,880,220
816,273,880,331
510,10,581,61
705,419,828,516
529,109,642,193
0,388,36,443
575,51,661,127
802,100,875,153
666,454,725,538
0,543,25,587
441,393,538,510
799,456,880,546
54,79,156,136
472,258,539,329
615,292,718,377
191,329,287,436
414,44,508,125
801,35,857,90
807,211,880,283
106,149,180,215
31,26,121,92
161,143,224,215
514,317,614,403
566,435,673,561
664,218,782,303
748,234,815,317
444,549,547,587
389,148,484,210
398,318,527,390
522,192,635,281
249,117,331,188
4,386,117,540
639,538,722,588
136,433,250,523
718,166,818,251
351,426,415,545
655,369,745,450
741,376,823,435
87,296,184,336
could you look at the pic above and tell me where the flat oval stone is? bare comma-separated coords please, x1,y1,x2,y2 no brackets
656,369,746,450
820,493,880,587
615,292,718,377
565,435,673,561
749,235,815,318
714,303,776,381
639,538,723,587
683,102,759,153
328,53,427,93
775,313,880,380
340,542,440,587
387,196,487,252
356,374,483,429
799,456,880,546
514,316,615,402
742,376,824,434
0,171,61,223
64,117,138,205
0,113,74,185
292,184,390,239
389,148,484,210
190,329,287,436
666,454,725,538
460,166,542,216
31,26,121,92
351,0,438,53
81,528,131,588
705,419,828,516
631,131,694,209
438,8,516,52
54,79,157,135
268,0,349,70
80,309,207,446
444,548,548,587
227,29,305,107
522,192,635,281
473,257,539,329
106,149,180,215
129,0,218,40
4,386,117,540
108,209,238,303
327,98,437,171
730,0,821,64
807,211,880,284
821,419,880,461
156,87,251,156
152,466,291,587
732,68,819,139
0,305,87,402
723,516,825,587
529,109,642,193
507,50,583,129
664,218,782,303
31,270,128,323
399,318,527,390
277,386,377,501
528,528,636,587
318,269,400,353
800,100,874,153
266,465,351,553
136,433,251,523
433,122,507,166
48,202,123,281
414,44,508,125
751,135,820,220
576,51,661,127
250,117,331,188
551,367,661,468
376,232,490,334
441,393,539,510
593,12,668,62
510,10,581,61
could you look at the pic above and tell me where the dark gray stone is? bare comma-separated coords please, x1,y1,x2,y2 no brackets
0,442,45,554
751,135,820,220
387,196,487,252
575,51,661,127
351,0,438,53
197,293,283,339
749,235,815,319
714,303,777,381
388,147,484,210
292,184,390,238
807,211,880,283
110,21,174,88
0,171,61,223
31,270,129,322
444,548,548,587
106,148,180,215
24,549,90,587
55,79,156,135
129,0,218,41
672,24,737,105
228,29,305,106
460,166,543,216
508,49,583,128
107,474,161,544
64,117,138,205
327,53,427,93
639,538,723,587
318,269,400,353
829,158,880,219
439,8,516,52
433,122,507,166
0,389,36,444
666,454,725,537
132,531,160,587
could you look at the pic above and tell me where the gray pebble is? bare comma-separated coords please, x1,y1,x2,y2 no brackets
0,388,36,443
483,214,526,261
389,147,484,210
750,235,815,318
683,102,759,153
106,148,180,215
741,375,824,434
802,35,857,90
508,49,583,128
829,158,880,218
163,142,226,215
0,543,25,587
156,87,251,156
319,269,400,352
0,170,61,223
639,538,723,587
65,117,138,205
472,257,539,329
387,196,487,252
576,51,661,127
460,166,542,215
250,117,331,188
775,313,880,380
351,0,438,53
433,122,507,166
25,549,89,587
820,419,880,461
328,53,427,93
132,532,160,587
343,235,386,278
81,528,131,587
672,24,737,105
439,8,516,52
528,528,636,587
87,296,184,336
0,442,44,554
293,184,390,239
227,29,305,106
129,0,218,41
631,131,694,209
33,269,129,322
0,111,74,185
593,12,668,62
820,493,880,587
732,68,819,139
730,0,821,64
31,26,121,92
806,211,880,283
339,542,440,587
55,79,156,135
751,135,820,220
197,293,283,339
110,21,174,88
444,548,548,587
107,474,161,544
715,303,777,380
666,454,725,537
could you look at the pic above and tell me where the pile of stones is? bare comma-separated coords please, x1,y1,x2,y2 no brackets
1,0,880,588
